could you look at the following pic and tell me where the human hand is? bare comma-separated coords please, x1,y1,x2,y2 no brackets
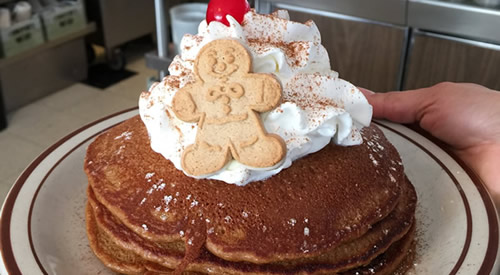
359,82,500,197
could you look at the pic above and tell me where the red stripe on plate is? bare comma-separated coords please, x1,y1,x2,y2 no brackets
377,121,498,275
404,123,499,275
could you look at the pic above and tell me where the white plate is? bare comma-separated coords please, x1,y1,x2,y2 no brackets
0,109,499,275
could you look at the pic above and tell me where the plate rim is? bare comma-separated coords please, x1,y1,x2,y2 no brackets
0,109,498,275
376,121,499,274
0,107,137,275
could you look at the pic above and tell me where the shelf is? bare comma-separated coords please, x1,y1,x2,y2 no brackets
0,22,96,69
145,50,174,73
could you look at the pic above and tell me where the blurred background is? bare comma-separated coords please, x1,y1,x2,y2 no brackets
0,0,499,202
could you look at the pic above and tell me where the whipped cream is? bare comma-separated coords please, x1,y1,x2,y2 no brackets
139,10,373,185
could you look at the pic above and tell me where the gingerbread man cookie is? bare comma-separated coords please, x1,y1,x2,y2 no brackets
172,39,286,176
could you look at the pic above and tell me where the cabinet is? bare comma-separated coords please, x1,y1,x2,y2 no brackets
0,1,96,131
404,31,500,91
0,35,89,112
86,0,155,53
286,9,408,92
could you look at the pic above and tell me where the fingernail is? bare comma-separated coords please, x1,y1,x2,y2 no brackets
358,87,374,95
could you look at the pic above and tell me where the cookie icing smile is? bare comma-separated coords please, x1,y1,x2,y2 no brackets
139,9,373,185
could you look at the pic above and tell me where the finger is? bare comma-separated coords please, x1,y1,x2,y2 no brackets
358,87,374,96
363,89,431,124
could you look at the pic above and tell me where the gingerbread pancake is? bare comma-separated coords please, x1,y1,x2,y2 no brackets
87,177,416,274
85,116,415,273
86,202,204,275
87,199,415,275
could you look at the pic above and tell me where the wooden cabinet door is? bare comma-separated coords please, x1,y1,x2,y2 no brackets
404,32,500,91
287,9,407,92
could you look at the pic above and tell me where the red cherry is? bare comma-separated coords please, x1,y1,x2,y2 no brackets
206,0,251,27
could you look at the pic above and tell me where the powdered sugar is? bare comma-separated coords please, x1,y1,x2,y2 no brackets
115,131,133,140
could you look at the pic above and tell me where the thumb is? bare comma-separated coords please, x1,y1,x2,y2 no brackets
359,87,432,124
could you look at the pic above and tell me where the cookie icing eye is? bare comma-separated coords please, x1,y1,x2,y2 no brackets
206,52,218,69
224,54,235,64
223,49,236,64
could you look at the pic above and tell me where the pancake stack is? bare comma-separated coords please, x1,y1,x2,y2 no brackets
84,116,417,274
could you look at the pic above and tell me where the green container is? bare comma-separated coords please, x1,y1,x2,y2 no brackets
0,15,45,58
41,2,87,41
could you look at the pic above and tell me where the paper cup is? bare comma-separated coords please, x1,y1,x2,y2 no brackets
169,3,208,54
13,1,32,23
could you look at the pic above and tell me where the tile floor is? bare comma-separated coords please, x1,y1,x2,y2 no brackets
0,55,158,205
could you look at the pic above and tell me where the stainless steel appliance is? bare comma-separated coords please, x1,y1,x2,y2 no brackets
256,0,500,91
